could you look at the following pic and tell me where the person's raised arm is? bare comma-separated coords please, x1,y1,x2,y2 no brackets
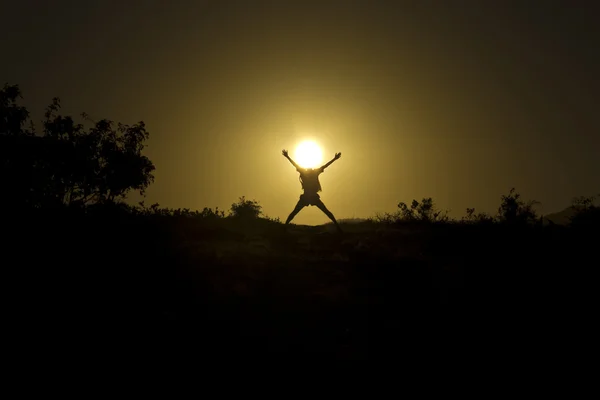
282,149,301,170
320,152,341,171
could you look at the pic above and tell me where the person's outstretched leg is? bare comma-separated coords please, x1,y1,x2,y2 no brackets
285,200,305,226
315,200,343,233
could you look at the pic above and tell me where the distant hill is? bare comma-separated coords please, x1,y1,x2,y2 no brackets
543,207,576,225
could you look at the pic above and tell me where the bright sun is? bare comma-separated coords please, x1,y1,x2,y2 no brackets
294,140,323,168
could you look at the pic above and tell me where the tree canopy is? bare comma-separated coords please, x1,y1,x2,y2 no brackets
0,83,155,209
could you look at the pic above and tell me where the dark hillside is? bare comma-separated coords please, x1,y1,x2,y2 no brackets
5,208,596,362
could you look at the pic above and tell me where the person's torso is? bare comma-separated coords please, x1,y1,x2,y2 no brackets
299,170,322,193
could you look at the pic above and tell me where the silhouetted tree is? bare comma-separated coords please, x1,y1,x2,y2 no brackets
0,84,155,209
0,83,31,136
1,84,35,208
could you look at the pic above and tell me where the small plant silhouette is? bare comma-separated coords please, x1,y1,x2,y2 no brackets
496,188,539,225
397,197,449,222
462,208,494,224
569,194,599,227
375,197,449,223
229,196,263,219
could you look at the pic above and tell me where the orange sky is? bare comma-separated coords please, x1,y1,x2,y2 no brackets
2,1,598,224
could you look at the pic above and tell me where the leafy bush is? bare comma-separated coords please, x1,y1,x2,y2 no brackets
229,196,263,219
374,197,449,224
496,188,539,225
398,197,449,222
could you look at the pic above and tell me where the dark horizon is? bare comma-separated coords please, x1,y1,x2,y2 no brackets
2,0,598,224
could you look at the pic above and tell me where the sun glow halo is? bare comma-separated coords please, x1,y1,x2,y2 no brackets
294,140,323,169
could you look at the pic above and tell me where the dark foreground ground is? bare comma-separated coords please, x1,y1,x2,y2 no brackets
5,209,597,362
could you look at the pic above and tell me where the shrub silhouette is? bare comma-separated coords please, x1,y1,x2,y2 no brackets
375,197,449,224
569,194,600,227
374,189,544,226
462,208,494,224
496,188,539,225
133,201,226,218
0,83,155,209
398,197,449,222
229,196,263,219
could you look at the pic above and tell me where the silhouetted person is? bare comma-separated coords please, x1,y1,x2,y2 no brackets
282,149,343,233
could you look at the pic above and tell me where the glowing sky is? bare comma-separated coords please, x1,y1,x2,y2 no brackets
2,1,598,224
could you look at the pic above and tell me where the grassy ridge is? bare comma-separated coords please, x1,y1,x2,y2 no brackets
6,208,595,361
